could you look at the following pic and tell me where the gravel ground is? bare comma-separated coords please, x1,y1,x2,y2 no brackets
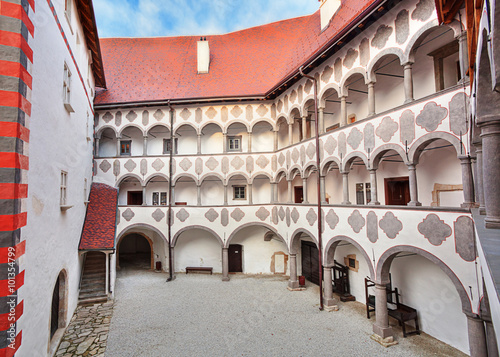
106,269,466,357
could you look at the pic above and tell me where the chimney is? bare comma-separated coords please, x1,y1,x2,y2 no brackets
197,38,210,74
320,0,341,31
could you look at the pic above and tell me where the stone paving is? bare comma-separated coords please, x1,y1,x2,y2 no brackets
55,301,114,357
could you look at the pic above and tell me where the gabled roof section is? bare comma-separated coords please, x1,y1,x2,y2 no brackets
79,183,118,250
95,0,379,105
76,0,106,88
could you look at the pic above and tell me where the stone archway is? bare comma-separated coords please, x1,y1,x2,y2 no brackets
117,233,154,270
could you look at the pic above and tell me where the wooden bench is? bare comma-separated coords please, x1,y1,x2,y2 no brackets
185,267,213,275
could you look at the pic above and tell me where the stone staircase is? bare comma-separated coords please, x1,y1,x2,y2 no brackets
79,252,108,305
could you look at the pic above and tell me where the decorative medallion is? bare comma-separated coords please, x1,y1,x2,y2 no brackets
366,211,378,243
347,127,363,149
379,211,403,239
291,207,300,224
179,158,192,171
418,214,452,246
348,210,365,233
205,208,219,222
416,102,448,132
371,25,393,49
221,208,229,226
176,208,189,222
306,208,318,226
152,158,165,171
180,108,191,121
255,207,270,221
325,209,339,230
376,116,398,142
231,208,245,222
122,208,134,222
152,209,165,222
256,155,270,169
205,157,219,171
153,109,164,121
99,160,111,173
257,104,268,117
126,110,137,122
231,105,242,118
231,156,244,170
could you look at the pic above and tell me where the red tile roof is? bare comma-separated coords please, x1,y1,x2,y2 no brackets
79,183,118,250
95,1,379,105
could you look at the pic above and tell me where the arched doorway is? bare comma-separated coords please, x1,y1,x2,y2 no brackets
118,233,153,269
50,271,67,343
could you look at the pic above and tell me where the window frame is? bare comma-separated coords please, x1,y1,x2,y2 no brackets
227,135,242,152
233,186,246,200
63,63,74,112
120,140,132,156
163,138,178,154
60,171,68,206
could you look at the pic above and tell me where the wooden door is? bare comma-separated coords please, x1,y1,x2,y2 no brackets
384,177,410,205
50,277,60,339
301,241,319,285
127,191,143,205
228,244,243,273
294,186,304,203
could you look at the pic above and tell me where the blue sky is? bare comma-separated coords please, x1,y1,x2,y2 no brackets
93,0,319,38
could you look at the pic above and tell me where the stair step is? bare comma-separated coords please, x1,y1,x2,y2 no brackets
78,295,108,306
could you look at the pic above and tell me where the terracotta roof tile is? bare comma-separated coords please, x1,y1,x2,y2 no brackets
79,183,118,250
95,1,378,105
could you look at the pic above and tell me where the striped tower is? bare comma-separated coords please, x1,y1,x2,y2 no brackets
0,0,34,355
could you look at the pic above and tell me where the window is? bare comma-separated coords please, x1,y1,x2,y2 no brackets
228,136,242,152
120,140,131,156
83,178,88,202
355,183,364,205
64,0,73,33
163,138,178,154
233,186,246,200
152,192,167,206
63,63,74,112
60,171,67,206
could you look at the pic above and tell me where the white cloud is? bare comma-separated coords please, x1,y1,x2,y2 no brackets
94,0,318,38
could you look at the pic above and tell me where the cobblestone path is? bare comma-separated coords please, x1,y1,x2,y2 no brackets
55,301,114,357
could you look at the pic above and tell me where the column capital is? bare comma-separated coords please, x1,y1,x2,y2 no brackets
402,61,414,67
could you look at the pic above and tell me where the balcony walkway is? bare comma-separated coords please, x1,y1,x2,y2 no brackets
104,268,466,356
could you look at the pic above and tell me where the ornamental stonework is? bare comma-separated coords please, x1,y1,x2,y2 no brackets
321,65,333,83
366,211,378,243
206,107,217,120
152,209,165,222
122,208,134,222
99,160,111,173
256,155,269,169
205,208,219,222
255,207,270,221
152,158,165,171
124,159,136,173
306,208,318,226
153,109,165,121
126,110,137,122
325,209,339,230
231,208,245,222
418,214,452,246
400,110,415,144
371,25,393,49
343,48,358,69
348,210,365,233
231,156,244,170
231,105,242,118
291,208,300,224
379,211,403,239
347,127,363,150
176,208,189,222
395,10,410,44
364,123,375,152
206,157,219,171
180,108,191,121
376,116,398,142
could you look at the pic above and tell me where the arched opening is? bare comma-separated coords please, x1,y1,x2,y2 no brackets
174,176,197,205
201,123,223,154
321,88,341,132
411,25,460,100
378,248,470,353
118,233,153,269
324,161,342,204
175,124,197,155
227,225,289,274
226,122,248,153
173,228,223,273
50,271,67,342
118,176,143,206
227,174,249,205
304,165,318,204
98,128,117,157
200,175,224,206
276,171,288,203
252,174,272,204
145,175,169,206
372,148,409,205
120,126,143,157
303,98,316,139
372,54,405,112
344,73,368,122
252,121,274,152
290,168,303,203
147,124,171,156
290,108,302,144
276,116,289,149
290,230,319,285
344,156,369,205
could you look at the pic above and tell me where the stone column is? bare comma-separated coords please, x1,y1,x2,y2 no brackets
288,253,299,289
368,169,380,205
95,137,100,157
302,116,307,141
116,136,121,156
475,143,486,214
323,266,337,307
287,180,293,203
104,251,110,295
341,172,351,205
143,135,148,156
223,133,228,153
373,283,394,340
480,122,500,228
457,32,469,83
142,186,147,205
171,185,175,205
403,62,414,103
222,248,229,281
368,82,376,116
223,184,228,205
302,178,308,204
247,132,252,153
197,133,202,155
248,183,253,205
460,156,476,208
340,96,347,127
197,185,201,206
467,315,488,357
273,130,279,151
288,123,293,146
407,164,421,206
320,175,327,204
318,107,325,134
110,252,116,298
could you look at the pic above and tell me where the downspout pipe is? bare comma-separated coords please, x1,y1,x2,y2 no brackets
166,101,175,282
299,66,324,311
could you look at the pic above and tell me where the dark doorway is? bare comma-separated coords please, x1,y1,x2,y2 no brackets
127,191,143,205
294,186,304,203
228,244,243,273
384,177,410,205
301,241,319,285
50,277,60,339
119,234,152,269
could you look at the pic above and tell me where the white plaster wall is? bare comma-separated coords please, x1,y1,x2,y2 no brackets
227,123,248,152
118,181,142,205
373,58,405,113
174,229,222,273
121,127,143,157
252,122,274,152
291,175,302,202
99,129,117,157
228,176,249,205
345,80,368,122
18,0,95,353
147,125,170,156
201,124,223,154
391,255,469,354
200,179,224,206
145,180,169,206
277,178,288,203
332,244,371,302
230,226,289,274
325,169,342,204
252,176,271,204
292,121,301,144
306,172,319,204
324,94,341,130
277,122,288,149
174,180,197,205
176,125,197,155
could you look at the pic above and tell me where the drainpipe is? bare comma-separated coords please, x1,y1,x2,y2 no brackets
299,66,323,311
166,101,175,282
